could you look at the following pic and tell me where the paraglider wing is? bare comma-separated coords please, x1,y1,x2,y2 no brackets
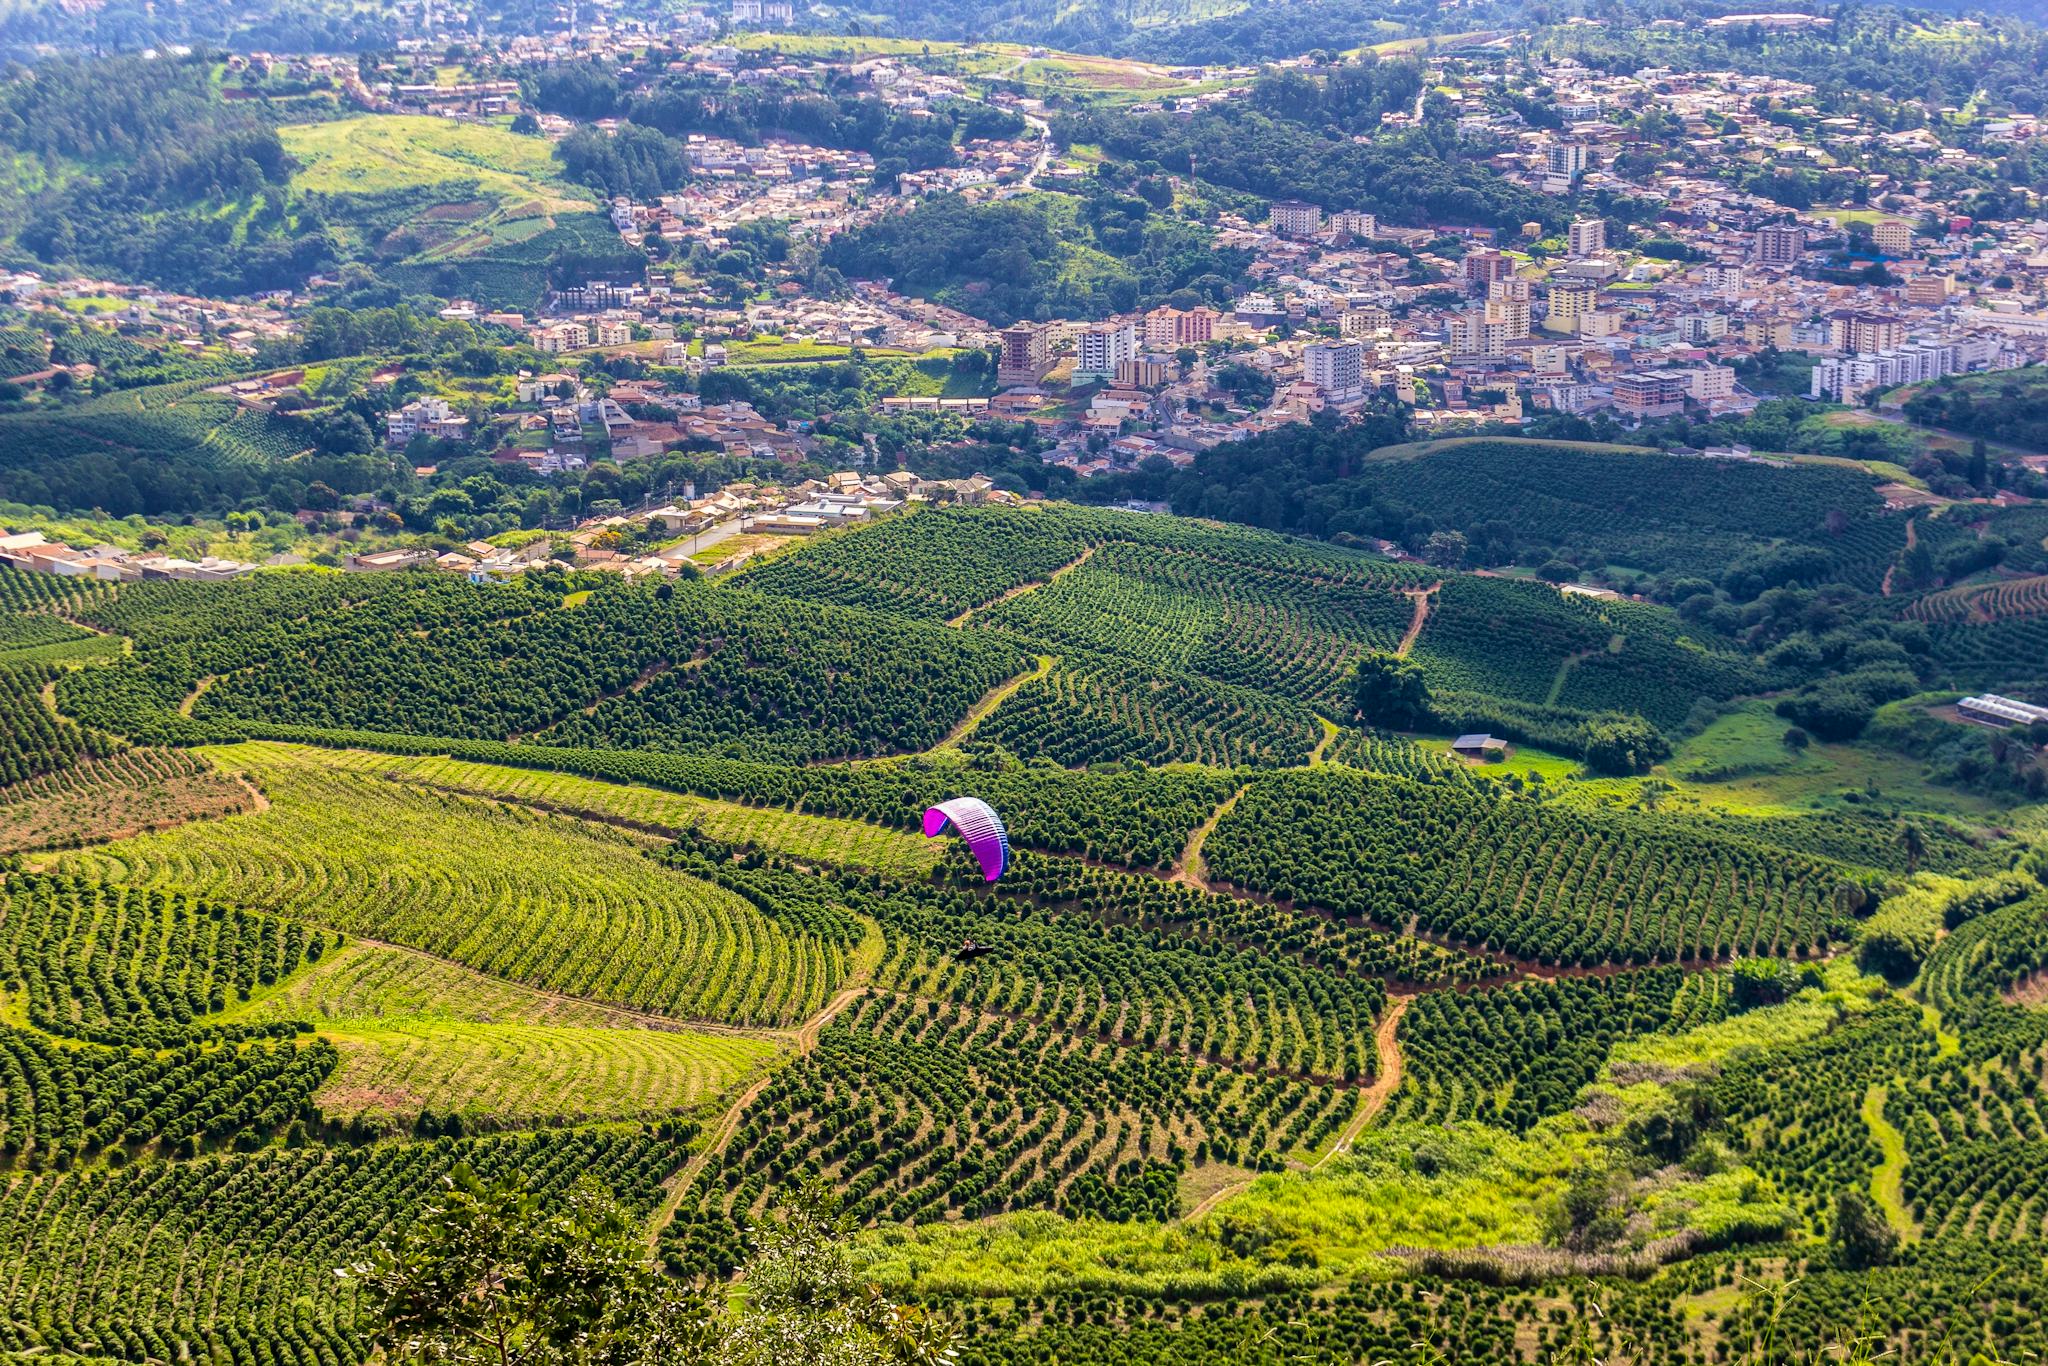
922,797,1011,883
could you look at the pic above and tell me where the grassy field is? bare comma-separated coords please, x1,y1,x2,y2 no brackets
1786,452,1924,488
50,742,854,1027
1563,742,2003,824
850,1117,1776,1297
1350,28,1506,56
1362,435,1659,462
1419,736,1585,785
228,938,778,1127
1664,700,1825,784
313,1017,772,1128
1605,958,1880,1072
310,747,941,873
281,116,590,213
727,32,957,56
1665,736,2000,819
1540,699,2006,824
231,936,660,1028
727,338,928,366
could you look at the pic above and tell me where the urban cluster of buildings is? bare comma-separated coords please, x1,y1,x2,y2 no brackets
15,19,2048,495
0,272,300,383
0,531,261,583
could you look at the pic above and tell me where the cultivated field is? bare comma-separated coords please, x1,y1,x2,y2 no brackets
53,742,859,1027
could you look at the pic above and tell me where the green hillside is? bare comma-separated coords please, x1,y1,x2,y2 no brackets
1,491,2046,1363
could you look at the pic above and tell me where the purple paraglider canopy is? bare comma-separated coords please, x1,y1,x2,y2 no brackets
922,797,1011,882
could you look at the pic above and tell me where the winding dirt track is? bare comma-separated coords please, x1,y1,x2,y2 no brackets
1396,586,1437,656
1881,516,1918,597
935,655,1053,749
1183,997,1409,1222
641,985,868,1252
1316,998,1409,1169
945,545,1097,628
1167,783,1249,889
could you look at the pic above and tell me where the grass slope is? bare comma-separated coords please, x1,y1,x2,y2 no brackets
230,936,781,1131
51,741,854,1027
314,1013,773,1129
314,748,940,873
281,115,590,213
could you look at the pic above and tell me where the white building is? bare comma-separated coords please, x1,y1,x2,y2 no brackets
1677,313,1729,344
1303,341,1365,400
1872,220,1913,257
535,322,590,354
1341,307,1391,338
1448,314,1512,359
730,0,794,23
1073,322,1138,382
1484,280,1532,340
1545,280,1599,334
1329,210,1377,239
1567,218,1607,257
1700,263,1746,294
1675,364,1736,403
386,397,470,446
1809,337,1997,402
1544,142,1588,191
1958,694,2048,728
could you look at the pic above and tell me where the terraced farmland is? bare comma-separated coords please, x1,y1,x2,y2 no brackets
671,991,1355,1245
980,538,1420,714
1202,768,1856,966
300,747,942,873
741,502,1101,619
312,1017,776,1132
1904,573,2048,624
53,743,863,1027
0,1127,684,1364
208,934,784,1130
975,656,1322,768
0,748,256,855
5,488,2048,1366
0,872,327,1046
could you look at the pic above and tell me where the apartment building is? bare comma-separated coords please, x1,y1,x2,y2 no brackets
1612,371,1692,420
1269,199,1324,237
1753,223,1806,266
1073,321,1138,382
1303,341,1366,400
997,321,1055,385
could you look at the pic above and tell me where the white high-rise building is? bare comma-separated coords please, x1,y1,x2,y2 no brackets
1545,143,1588,190
1677,312,1729,344
1341,307,1392,338
1268,200,1324,237
1809,337,1997,402
1484,279,1532,340
1073,322,1138,382
1545,281,1599,333
1330,210,1378,239
1303,341,1365,400
1448,314,1511,358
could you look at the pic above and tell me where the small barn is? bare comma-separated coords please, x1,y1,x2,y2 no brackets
1451,733,1511,762
1958,695,2048,729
